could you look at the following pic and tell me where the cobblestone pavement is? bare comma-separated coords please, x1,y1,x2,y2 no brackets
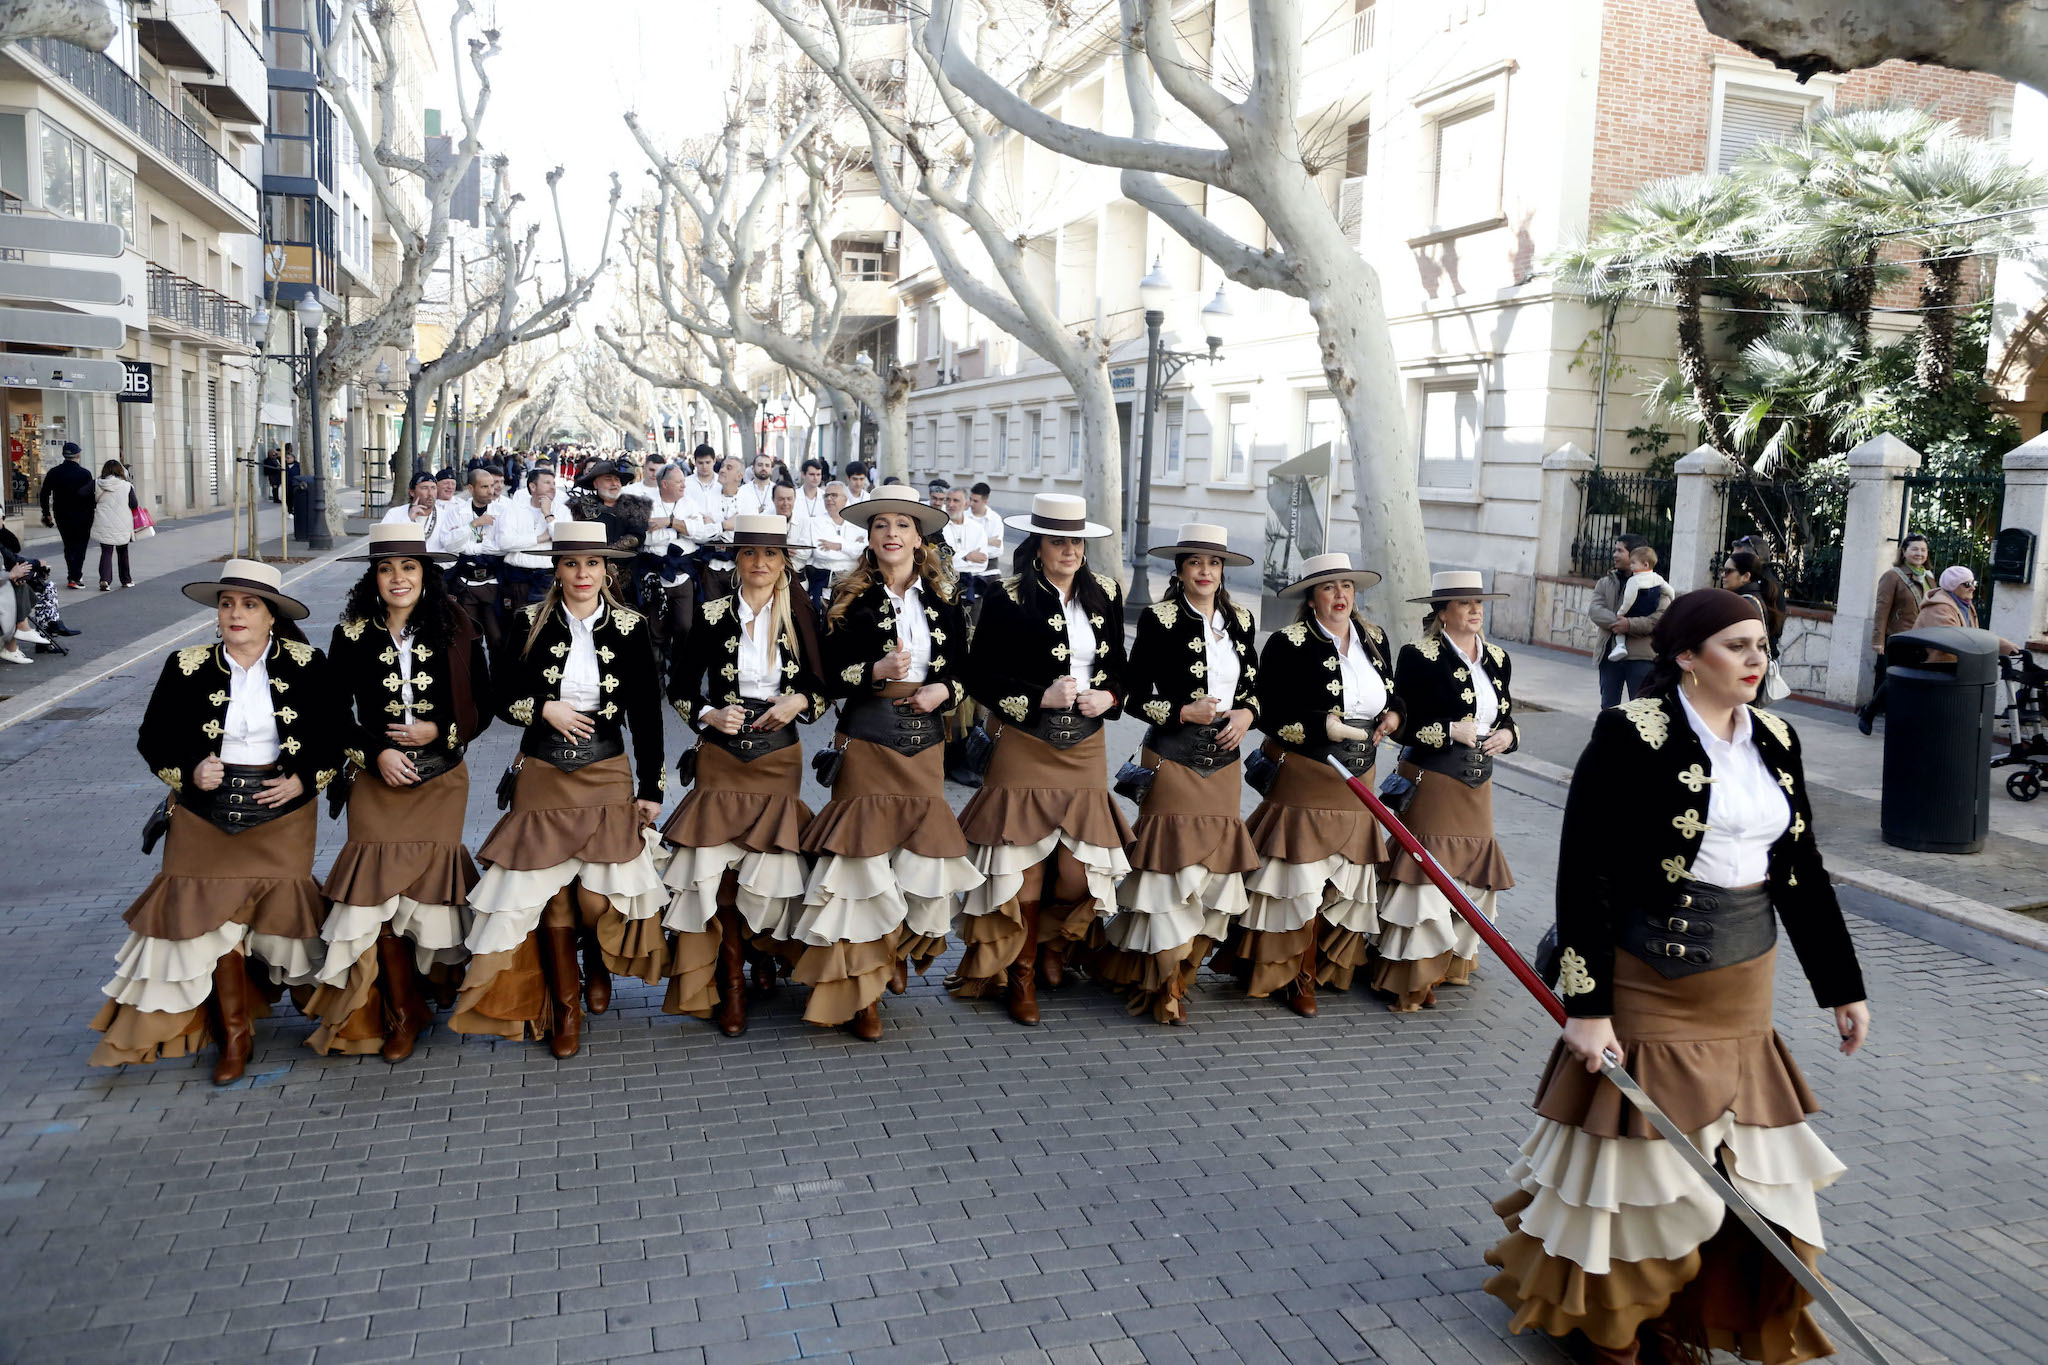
3,559,2047,1365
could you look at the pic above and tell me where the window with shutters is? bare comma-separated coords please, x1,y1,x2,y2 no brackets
1712,90,1812,173
1431,103,1497,232
1415,379,1481,490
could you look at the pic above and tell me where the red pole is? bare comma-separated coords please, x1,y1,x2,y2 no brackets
1325,758,1567,1027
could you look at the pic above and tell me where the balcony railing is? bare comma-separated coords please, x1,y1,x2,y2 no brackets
20,37,259,223
1353,4,1376,53
0,190,20,262
146,265,253,348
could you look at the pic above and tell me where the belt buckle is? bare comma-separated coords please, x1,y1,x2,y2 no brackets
1663,942,1686,958
1668,917,1689,933
1677,892,1692,908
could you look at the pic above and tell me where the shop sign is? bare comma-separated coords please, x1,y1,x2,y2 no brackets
119,360,154,403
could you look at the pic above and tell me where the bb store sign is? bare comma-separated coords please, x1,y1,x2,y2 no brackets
119,361,153,404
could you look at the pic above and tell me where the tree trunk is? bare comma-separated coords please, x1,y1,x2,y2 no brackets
1916,255,1962,390
871,388,909,482
1073,366,1127,578
1847,240,1878,351
1675,263,1730,448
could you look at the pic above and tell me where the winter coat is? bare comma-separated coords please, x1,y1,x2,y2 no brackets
91,476,137,545
38,459,94,523
1871,565,1931,651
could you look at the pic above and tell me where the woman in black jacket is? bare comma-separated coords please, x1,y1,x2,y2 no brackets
1375,571,1518,1012
1483,589,1871,1365
448,521,667,1059
948,494,1134,1026
302,524,490,1063
796,488,983,1040
1224,552,1401,1016
659,514,828,1038
1096,524,1262,1025
89,560,339,1083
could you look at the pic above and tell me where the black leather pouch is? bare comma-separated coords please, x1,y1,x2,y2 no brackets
1244,748,1279,797
811,744,845,789
961,723,995,776
496,757,523,811
1377,770,1418,816
141,795,172,855
326,763,355,820
1112,759,1156,805
676,744,699,789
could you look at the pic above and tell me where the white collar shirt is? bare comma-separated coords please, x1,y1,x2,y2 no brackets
559,602,605,711
381,501,432,526
1061,587,1098,688
971,508,1005,575
1314,617,1389,720
845,487,870,505
811,517,865,573
1203,608,1243,709
795,486,828,524
1445,633,1500,734
736,595,783,701
620,481,659,502
498,498,557,570
643,492,679,554
741,479,778,515
433,498,502,559
783,514,815,570
884,580,931,684
220,646,281,765
942,517,986,572
390,623,418,721
1676,688,1790,888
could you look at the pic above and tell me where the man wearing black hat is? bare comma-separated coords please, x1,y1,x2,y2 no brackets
37,441,95,589
381,471,440,530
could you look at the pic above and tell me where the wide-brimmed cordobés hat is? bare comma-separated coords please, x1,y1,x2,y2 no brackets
1149,522,1251,568
1407,568,1508,604
1280,552,1382,596
342,523,454,564
576,459,624,488
858,485,948,537
545,521,634,559
731,513,791,549
182,557,310,621
1004,492,1111,540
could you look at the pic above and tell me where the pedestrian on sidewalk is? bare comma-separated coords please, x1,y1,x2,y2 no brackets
87,559,338,1084
1376,570,1519,1013
1588,534,1663,705
1914,565,2021,658
0,504,73,659
450,522,667,1059
36,440,93,589
1720,550,1784,658
1,528,47,663
262,447,282,502
1857,532,1933,734
1481,587,1872,1365
301,524,491,1063
90,460,138,591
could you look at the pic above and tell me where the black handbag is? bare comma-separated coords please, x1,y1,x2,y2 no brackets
1112,758,1156,805
495,756,523,811
1533,924,1562,989
325,762,356,820
1244,748,1279,797
961,723,995,776
141,795,172,855
676,743,699,789
1377,769,1418,817
811,744,845,789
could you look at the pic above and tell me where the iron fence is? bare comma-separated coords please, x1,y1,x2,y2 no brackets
1900,472,2006,620
1570,470,1675,579
1717,473,1851,609
146,265,254,347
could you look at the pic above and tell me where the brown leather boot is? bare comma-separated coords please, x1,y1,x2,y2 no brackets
887,955,909,995
1288,915,1321,1018
582,932,612,1015
715,907,748,1037
1006,900,1041,1026
848,1002,883,1041
540,924,583,1058
210,950,254,1085
378,929,432,1063
1039,921,1066,989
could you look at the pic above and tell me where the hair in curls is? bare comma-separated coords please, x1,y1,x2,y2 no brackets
1010,533,1115,621
826,518,955,630
340,558,459,652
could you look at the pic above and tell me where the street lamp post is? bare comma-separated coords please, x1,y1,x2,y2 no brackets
295,294,330,550
1130,259,1231,610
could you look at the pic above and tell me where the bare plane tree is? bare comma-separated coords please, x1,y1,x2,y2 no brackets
1695,0,2048,94
928,0,1428,616
0,0,117,47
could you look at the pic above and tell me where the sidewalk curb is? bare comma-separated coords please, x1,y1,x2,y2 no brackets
0,537,363,733
1494,751,2048,955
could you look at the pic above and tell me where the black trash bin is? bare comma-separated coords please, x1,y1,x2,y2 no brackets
288,474,313,542
1880,625,2003,853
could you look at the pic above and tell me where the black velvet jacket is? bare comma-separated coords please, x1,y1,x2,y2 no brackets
1553,694,1866,1018
1127,596,1260,731
667,589,829,730
965,567,1129,727
328,612,492,770
1253,612,1400,751
496,600,665,802
569,488,650,554
821,580,968,711
138,637,342,814
1392,633,1520,754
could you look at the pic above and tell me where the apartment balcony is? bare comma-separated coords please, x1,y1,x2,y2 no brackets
147,264,254,350
839,275,896,330
12,38,260,233
186,15,265,125
134,0,224,77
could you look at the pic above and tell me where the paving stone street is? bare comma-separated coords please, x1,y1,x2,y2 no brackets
3,551,2048,1365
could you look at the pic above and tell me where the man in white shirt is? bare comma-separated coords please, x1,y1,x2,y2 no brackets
496,467,559,613
740,451,779,515
793,458,828,526
968,483,1005,591
621,453,664,503
773,483,816,576
842,460,871,504
381,471,439,529
432,464,506,644
639,463,696,661
941,488,989,605
696,457,746,601
434,469,458,508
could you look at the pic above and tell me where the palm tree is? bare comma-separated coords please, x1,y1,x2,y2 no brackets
1550,174,1759,449
1647,314,1865,475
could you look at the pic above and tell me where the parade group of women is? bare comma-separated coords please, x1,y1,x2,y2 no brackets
87,485,1872,1364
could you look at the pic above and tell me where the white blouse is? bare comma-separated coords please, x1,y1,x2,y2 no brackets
885,580,931,684
390,624,417,722
1315,618,1389,719
735,595,783,701
219,647,281,765
1062,588,1097,689
810,517,866,574
1676,687,1792,888
1446,633,1500,734
1203,609,1242,709
559,602,604,711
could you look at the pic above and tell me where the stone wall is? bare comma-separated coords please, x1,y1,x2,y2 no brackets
1534,575,1604,654
1774,609,1836,698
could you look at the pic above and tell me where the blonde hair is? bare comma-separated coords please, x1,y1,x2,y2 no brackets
1630,544,1660,569
825,538,954,630
521,564,627,658
737,546,801,660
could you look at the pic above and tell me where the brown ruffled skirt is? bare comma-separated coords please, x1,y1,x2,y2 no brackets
1370,764,1513,1008
948,723,1133,996
89,800,324,1067
1483,949,1845,1364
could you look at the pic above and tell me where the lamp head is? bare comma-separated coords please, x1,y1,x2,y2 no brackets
1138,256,1173,316
252,304,271,333
1199,283,1233,353
294,293,325,335
406,349,421,377
375,359,391,382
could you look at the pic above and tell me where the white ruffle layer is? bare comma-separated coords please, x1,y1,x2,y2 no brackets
793,850,983,947
99,922,319,1014
1374,879,1492,963
1508,1112,1847,1274
467,828,668,955
315,896,470,987
1241,855,1379,936
660,840,809,938
1107,865,1248,953
958,829,1130,921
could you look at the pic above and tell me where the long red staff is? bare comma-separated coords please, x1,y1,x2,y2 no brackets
1325,757,1897,1364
